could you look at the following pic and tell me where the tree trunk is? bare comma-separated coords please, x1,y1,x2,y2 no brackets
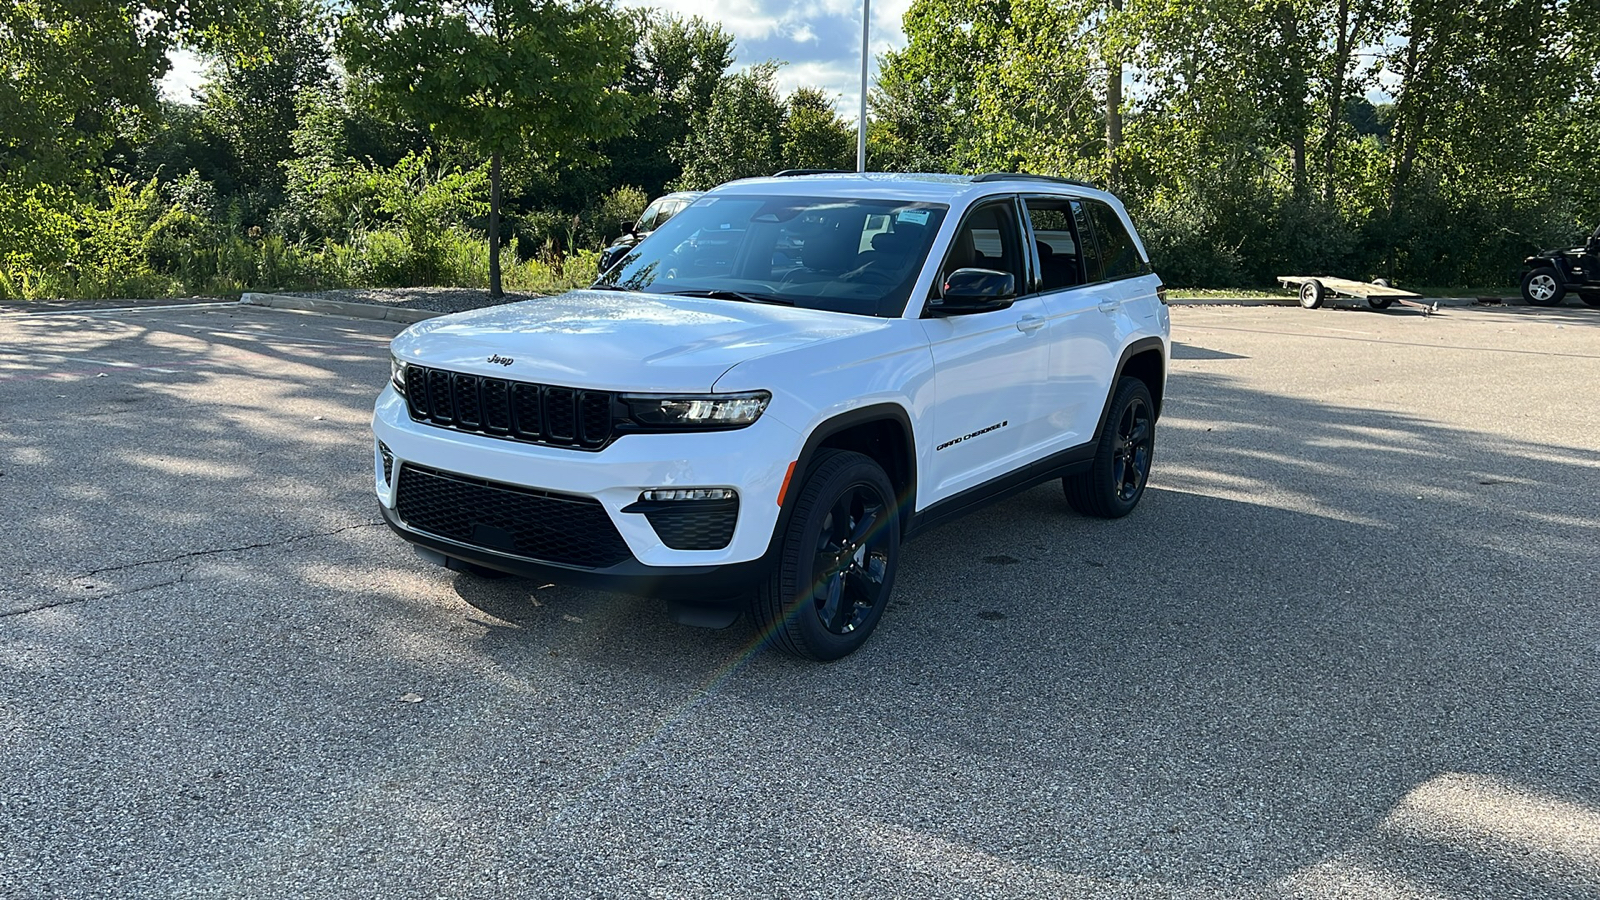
1387,30,1423,212
489,150,503,299
1279,3,1308,196
1105,0,1124,187
1321,0,1352,205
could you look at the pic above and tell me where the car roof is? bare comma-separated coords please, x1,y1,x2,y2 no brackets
708,172,1120,207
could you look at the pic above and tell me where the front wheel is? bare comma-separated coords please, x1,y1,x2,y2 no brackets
752,450,900,661
1522,268,1565,306
1064,377,1156,518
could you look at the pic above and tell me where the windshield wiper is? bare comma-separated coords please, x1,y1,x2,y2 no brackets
588,282,633,291
663,289,793,306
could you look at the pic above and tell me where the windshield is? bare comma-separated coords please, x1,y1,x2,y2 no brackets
595,194,949,317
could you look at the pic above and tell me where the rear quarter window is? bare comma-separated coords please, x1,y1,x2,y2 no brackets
1087,202,1149,279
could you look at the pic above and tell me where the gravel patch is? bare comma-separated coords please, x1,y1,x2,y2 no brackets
294,286,552,315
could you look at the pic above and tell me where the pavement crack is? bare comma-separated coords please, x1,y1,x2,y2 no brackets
76,521,386,579
0,522,385,620
1,575,191,618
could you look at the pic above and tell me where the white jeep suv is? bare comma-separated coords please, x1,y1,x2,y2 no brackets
373,172,1170,660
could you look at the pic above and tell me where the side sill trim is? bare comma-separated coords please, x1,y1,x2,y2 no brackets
904,441,1094,540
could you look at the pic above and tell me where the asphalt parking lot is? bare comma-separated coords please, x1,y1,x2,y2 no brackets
2,298,1598,899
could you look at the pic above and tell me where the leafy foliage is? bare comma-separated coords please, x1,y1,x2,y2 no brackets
875,0,1600,286
339,0,640,293
671,62,788,189
1,0,168,188
4,0,1597,299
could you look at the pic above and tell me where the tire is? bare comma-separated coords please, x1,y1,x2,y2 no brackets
1368,278,1393,309
751,449,900,661
1064,377,1156,519
1522,268,1565,306
1298,280,1325,309
1581,292,1600,309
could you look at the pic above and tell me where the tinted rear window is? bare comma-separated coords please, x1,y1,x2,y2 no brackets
1087,202,1148,279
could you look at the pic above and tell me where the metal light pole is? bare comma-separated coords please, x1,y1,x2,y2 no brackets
857,0,869,172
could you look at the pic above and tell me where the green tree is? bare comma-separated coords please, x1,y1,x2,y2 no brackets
198,0,333,210
873,0,1099,177
605,14,735,195
782,88,853,171
671,62,787,188
340,0,638,296
1,0,168,189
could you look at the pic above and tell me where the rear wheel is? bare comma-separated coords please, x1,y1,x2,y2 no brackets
1064,377,1155,519
1522,268,1565,306
1580,292,1600,309
752,450,899,661
1368,278,1394,309
1298,280,1325,309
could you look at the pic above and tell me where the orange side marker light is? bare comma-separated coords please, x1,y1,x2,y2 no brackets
777,461,797,507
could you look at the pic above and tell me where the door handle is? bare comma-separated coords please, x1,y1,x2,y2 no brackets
1016,315,1046,334
1097,299,1121,314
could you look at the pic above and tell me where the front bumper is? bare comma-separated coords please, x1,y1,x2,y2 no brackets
372,387,800,593
377,503,771,603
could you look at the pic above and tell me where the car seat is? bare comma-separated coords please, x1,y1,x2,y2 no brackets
784,222,862,284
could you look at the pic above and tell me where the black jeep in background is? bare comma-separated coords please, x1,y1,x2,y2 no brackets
1521,225,1600,307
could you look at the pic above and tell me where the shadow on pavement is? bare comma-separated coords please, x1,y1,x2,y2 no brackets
2,307,1597,897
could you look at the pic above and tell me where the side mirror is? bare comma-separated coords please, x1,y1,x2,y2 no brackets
928,268,1016,315
622,220,637,237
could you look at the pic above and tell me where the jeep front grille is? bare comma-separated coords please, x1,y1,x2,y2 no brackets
403,365,617,450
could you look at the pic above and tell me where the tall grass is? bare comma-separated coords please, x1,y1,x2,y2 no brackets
1,222,600,300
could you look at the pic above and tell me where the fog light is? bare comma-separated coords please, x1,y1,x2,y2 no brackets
640,488,736,502
379,441,394,485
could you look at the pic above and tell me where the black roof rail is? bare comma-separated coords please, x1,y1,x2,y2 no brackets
771,168,853,177
972,172,1097,189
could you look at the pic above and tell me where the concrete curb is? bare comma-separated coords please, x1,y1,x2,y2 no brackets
1168,295,1518,308
240,292,441,324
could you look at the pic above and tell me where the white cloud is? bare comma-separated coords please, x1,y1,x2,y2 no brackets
624,0,911,118
160,47,206,104
621,0,791,41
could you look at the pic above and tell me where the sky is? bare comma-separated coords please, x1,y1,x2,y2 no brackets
159,0,915,122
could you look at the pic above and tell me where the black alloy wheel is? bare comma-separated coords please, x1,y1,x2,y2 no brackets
1064,376,1156,518
1110,395,1153,503
809,483,893,635
752,449,900,661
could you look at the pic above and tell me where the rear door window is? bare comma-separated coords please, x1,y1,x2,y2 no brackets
1022,199,1085,292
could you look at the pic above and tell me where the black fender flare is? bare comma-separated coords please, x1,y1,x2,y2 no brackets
773,402,918,543
1091,337,1167,443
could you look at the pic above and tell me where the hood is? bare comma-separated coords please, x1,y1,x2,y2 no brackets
390,289,893,392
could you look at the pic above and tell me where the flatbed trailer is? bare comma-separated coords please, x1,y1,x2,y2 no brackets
1277,276,1439,315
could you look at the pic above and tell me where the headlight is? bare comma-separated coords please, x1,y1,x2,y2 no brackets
390,354,407,392
622,391,770,430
